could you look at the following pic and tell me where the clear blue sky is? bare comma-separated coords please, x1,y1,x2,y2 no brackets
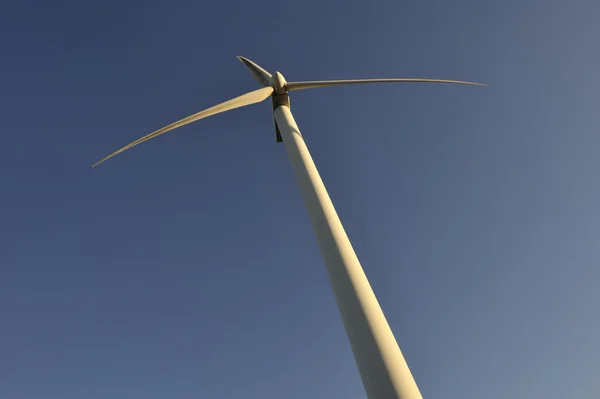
1,1,599,398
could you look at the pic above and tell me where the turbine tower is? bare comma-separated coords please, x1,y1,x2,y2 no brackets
92,57,485,399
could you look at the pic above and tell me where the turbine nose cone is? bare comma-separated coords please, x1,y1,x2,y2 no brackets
271,71,287,94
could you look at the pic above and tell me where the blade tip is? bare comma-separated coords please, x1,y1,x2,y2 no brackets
90,156,110,168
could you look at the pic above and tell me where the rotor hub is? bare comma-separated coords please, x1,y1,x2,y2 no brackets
271,71,287,94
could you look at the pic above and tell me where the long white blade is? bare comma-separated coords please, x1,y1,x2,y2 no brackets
286,78,486,91
91,86,274,168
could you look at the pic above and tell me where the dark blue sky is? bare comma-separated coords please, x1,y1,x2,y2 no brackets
1,1,599,398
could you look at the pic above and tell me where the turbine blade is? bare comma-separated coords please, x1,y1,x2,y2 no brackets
91,86,274,168
286,78,486,91
237,56,272,87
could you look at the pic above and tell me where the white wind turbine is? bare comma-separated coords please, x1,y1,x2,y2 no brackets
92,57,485,399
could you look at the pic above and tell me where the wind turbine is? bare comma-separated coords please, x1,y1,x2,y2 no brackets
92,57,485,399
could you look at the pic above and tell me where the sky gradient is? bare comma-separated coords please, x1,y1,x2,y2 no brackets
1,1,599,398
